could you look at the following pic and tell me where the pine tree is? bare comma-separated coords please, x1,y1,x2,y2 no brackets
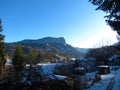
0,19,5,79
89,0,120,35
27,48,36,67
12,45,24,80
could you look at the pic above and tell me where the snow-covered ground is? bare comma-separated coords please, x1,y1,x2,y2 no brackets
85,69,120,90
112,69,120,90
36,62,120,90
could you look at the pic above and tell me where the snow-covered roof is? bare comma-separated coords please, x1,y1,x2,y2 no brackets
97,65,109,68
54,75,67,80
36,63,62,67
36,63,62,75
74,67,85,70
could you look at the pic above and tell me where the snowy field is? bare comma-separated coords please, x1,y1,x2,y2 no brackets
112,69,120,90
85,69,120,90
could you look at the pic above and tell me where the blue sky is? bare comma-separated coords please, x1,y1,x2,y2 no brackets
0,0,118,48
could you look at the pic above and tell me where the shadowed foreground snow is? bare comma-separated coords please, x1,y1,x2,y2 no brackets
85,69,120,90
112,70,120,90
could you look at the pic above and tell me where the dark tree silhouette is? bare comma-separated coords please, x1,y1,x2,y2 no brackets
0,19,5,79
89,0,120,35
27,48,37,67
12,45,24,81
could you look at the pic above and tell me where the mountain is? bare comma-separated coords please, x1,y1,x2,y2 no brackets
75,47,89,53
19,37,66,45
6,37,83,58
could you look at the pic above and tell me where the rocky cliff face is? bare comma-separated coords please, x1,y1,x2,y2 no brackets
6,37,82,57
19,37,66,45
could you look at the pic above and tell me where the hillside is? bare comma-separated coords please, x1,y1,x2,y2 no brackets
75,47,89,53
6,37,83,58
